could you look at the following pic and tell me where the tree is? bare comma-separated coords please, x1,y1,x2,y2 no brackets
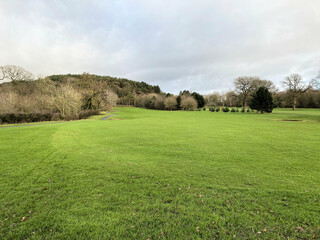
234,76,259,111
153,85,161,94
310,71,320,90
50,84,82,118
251,79,277,93
205,93,219,107
180,96,197,110
250,86,273,113
282,73,311,110
80,73,109,110
164,96,177,110
191,92,205,108
176,95,181,109
0,65,34,82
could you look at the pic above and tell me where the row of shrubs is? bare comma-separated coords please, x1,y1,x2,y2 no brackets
0,110,100,124
208,107,254,112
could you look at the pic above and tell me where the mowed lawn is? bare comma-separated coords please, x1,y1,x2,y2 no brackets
0,108,319,239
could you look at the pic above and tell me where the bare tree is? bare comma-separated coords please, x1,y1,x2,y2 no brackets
282,73,311,110
252,79,277,93
234,76,260,111
180,96,197,110
310,71,320,90
50,84,82,118
164,96,177,110
0,65,34,82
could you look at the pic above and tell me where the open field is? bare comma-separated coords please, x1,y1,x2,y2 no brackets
0,108,319,239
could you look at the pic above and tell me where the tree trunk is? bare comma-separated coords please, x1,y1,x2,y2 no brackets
243,99,246,112
293,96,296,110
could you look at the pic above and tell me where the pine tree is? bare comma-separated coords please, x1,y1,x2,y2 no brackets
250,86,273,113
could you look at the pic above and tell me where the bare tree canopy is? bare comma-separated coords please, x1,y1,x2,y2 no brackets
282,73,312,110
310,71,320,90
234,76,260,111
0,65,34,82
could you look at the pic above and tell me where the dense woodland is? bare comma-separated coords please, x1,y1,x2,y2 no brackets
0,65,319,123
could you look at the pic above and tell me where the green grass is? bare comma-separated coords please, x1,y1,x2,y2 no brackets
1,108,319,239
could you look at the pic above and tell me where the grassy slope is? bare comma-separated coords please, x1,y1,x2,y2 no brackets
0,108,319,239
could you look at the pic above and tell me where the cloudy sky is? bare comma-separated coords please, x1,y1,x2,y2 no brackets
0,0,319,94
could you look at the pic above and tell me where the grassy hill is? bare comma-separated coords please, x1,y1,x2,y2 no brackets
0,108,319,239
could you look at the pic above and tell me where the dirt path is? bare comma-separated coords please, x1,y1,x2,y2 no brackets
101,114,118,120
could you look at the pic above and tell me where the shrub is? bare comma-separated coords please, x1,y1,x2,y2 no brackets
223,107,230,112
247,109,251,112
164,96,177,110
209,107,215,112
241,108,245,112
231,108,235,112
180,96,197,111
202,107,206,111
215,107,220,112
0,112,56,124
78,110,100,119
0,110,100,124
236,108,239,112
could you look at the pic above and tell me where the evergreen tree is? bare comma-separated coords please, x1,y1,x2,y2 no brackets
250,86,273,113
176,95,182,109
191,92,205,108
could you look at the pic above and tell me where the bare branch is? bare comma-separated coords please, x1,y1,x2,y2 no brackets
0,65,34,82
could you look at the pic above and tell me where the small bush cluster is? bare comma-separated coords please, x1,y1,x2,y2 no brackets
210,107,244,113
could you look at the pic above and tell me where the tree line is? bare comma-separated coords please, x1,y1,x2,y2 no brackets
0,64,319,123
206,73,320,111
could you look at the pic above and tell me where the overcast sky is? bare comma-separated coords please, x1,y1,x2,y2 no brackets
0,0,319,94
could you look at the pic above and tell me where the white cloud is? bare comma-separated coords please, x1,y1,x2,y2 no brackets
0,0,319,93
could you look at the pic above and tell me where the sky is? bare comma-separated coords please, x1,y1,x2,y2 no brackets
0,0,319,94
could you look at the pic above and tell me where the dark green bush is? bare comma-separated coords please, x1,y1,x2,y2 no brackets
209,107,215,112
223,107,230,112
215,107,220,112
202,107,206,111
0,110,100,124
231,108,236,112
247,109,251,112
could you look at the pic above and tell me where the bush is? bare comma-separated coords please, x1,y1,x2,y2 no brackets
78,110,100,119
241,108,245,112
164,96,177,110
231,108,235,112
209,107,215,112
247,109,251,112
215,107,220,112
0,110,100,124
236,108,239,112
223,107,230,112
181,96,197,111
0,112,56,124
202,107,206,111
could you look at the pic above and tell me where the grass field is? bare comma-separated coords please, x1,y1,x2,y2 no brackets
1,108,319,239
